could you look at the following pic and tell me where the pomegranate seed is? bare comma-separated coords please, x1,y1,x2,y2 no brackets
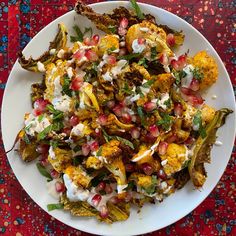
138,38,146,45
109,196,119,204
124,193,132,202
100,205,109,218
106,100,115,109
145,133,157,143
107,55,116,65
36,144,49,154
62,127,71,136
130,127,140,139
125,163,135,172
187,94,204,106
180,87,192,96
184,136,195,146
178,54,187,67
189,78,200,91
82,143,90,156
142,163,153,175
32,108,42,116
113,104,123,117
118,27,127,36
34,98,49,111
119,17,128,28
83,37,91,46
159,53,169,65
85,49,98,61
144,101,157,112
158,141,168,155
170,59,180,70
92,194,102,207
96,181,106,192
174,103,183,116
94,128,102,136
73,49,85,60
92,34,100,45
39,158,48,167
55,181,65,193
121,112,132,123
89,141,99,151
166,133,177,143
50,169,60,179
69,115,79,127
157,169,167,180
70,77,83,91
149,124,159,137
119,48,127,56
97,114,108,126
166,33,175,47
105,184,113,194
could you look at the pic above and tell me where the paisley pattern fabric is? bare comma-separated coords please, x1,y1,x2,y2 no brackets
0,0,235,235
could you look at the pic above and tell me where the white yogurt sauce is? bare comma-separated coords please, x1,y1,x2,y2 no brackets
52,95,71,112
57,49,65,58
212,94,217,100
46,179,62,199
139,27,149,32
70,123,85,137
157,93,170,110
132,39,146,53
117,184,128,194
49,48,56,55
67,67,73,79
49,146,56,160
37,61,46,72
181,65,194,88
215,140,223,146
24,114,51,136
161,159,168,166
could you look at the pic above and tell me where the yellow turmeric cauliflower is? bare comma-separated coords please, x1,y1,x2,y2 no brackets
48,147,72,173
154,73,174,93
98,35,119,56
190,51,218,90
201,104,216,123
160,143,188,176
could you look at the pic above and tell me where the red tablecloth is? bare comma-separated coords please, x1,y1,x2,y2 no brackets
0,0,235,235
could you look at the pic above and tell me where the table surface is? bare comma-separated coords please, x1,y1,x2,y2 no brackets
0,0,235,235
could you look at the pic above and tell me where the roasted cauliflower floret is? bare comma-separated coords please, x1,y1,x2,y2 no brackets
98,35,119,56
201,104,215,123
132,63,151,80
183,104,197,128
85,156,103,169
131,145,153,164
64,165,93,188
48,147,72,173
190,51,218,90
137,175,152,188
70,121,93,138
160,143,188,176
126,20,172,56
154,74,174,92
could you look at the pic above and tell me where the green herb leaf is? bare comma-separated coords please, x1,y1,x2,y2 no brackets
118,53,140,61
143,175,157,195
91,172,107,187
36,163,52,180
83,27,93,37
96,146,103,156
121,82,135,95
102,129,111,143
107,46,117,54
47,203,64,211
113,136,134,149
37,125,53,140
71,25,83,42
151,47,157,59
62,75,72,97
138,57,148,68
125,181,135,191
193,111,207,138
142,79,155,88
137,106,146,126
22,134,30,144
157,113,173,130
38,114,44,122
24,124,32,132
173,70,187,85
130,0,144,20
108,25,117,34
163,98,171,108
50,140,59,148
191,67,204,81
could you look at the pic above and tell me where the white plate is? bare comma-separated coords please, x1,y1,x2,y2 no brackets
1,1,236,235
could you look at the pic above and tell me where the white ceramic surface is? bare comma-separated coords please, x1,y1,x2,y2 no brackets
1,2,236,235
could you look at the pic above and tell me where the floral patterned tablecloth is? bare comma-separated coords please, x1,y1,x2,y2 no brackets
0,0,235,235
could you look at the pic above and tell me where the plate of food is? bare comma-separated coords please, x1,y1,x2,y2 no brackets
1,0,235,235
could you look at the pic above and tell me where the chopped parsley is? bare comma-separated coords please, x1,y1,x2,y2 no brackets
47,105,64,121
163,98,171,108
70,25,93,42
193,111,207,138
37,125,53,140
173,70,187,85
22,133,30,144
24,123,32,132
157,113,173,131
137,106,146,126
118,53,140,61
192,67,204,81
38,114,44,122
130,0,144,20
142,79,155,88
47,203,64,211
138,57,148,68
107,46,117,54
96,146,103,156
50,140,59,148
62,75,72,97
36,163,52,181
151,47,157,59
108,25,117,34
121,82,135,95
